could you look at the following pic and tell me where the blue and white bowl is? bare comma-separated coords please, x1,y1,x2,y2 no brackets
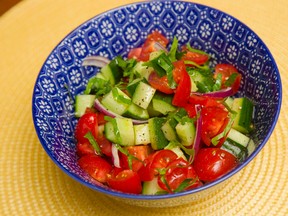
32,0,282,207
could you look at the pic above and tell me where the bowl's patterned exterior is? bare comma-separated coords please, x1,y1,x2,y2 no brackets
32,0,281,207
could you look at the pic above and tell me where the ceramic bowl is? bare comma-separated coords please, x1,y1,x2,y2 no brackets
32,0,282,207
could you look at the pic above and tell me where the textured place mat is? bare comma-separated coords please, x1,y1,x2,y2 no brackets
0,0,287,215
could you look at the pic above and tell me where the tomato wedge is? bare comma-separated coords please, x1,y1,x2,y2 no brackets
172,60,191,107
138,31,169,62
138,150,178,181
119,145,151,172
107,169,142,194
201,106,229,146
75,112,98,144
148,71,174,94
181,45,209,65
214,64,242,94
78,154,112,183
76,142,95,157
127,47,142,60
193,148,238,182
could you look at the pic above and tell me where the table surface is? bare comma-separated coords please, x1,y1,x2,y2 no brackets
0,0,287,215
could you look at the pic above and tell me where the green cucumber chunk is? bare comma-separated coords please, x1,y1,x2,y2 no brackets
75,94,95,117
175,119,196,147
231,97,254,134
101,87,131,115
133,124,150,145
148,117,169,150
132,82,156,109
104,117,134,146
142,177,166,195
123,103,149,120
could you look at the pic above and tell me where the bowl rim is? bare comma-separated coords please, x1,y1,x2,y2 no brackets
32,0,282,200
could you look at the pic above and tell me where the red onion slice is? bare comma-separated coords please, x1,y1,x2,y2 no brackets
153,42,168,53
111,144,121,168
82,56,110,68
189,105,202,163
193,87,234,98
94,99,148,124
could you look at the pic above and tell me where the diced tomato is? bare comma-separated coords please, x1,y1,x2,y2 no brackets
96,112,107,125
172,61,191,107
127,47,142,60
96,135,112,157
148,71,174,94
78,154,112,183
214,64,242,94
107,169,142,194
138,150,178,181
76,142,95,157
75,112,98,144
201,106,229,146
181,45,209,65
193,148,238,182
157,158,189,192
138,31,169,62
119,145,152,172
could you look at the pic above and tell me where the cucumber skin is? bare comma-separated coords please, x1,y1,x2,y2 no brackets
148,117,169,150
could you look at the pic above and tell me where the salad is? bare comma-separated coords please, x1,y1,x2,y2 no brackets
74,31,256,195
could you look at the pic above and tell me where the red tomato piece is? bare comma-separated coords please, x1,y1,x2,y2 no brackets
127,47,142,60
139,31,169,62
75,112,98,144
107,170,142,194
96,112,107,125
119,145,151,172
186,165,203,190
96,135,112,157
172,61,191,107
157,158,189,192
148,71,174,94
193,148,238,182
137,153,156,181
214,64,242,94
76,142,95,157
181,45,209,65
201,106,229,146
138,149,178,182
150,150,178,174
78,154,112,183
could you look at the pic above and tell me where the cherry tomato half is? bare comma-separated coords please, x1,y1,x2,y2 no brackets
148,72,174,94
214,64,242,94
138,31,169,62
107,169,142,194
193,148,238,182
172,60,191,107
75,112,98,144
201,106,229,146
78,154,112,183
181,45,209,65
138,149,178,181
119,145,151,172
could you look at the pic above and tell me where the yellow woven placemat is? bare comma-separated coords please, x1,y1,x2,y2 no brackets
0,0,287,215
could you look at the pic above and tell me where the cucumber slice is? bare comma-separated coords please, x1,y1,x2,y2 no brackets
176,120,196,147
142,177,165,195
101,87,131,115
151,93,176,115
104,117,134,146
132,82,156,109
148,117,169,150
164,142,187,160
231,97,254,134
134,124,150,145
132,61,154,80
123,103,149,120
75,94,95,117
